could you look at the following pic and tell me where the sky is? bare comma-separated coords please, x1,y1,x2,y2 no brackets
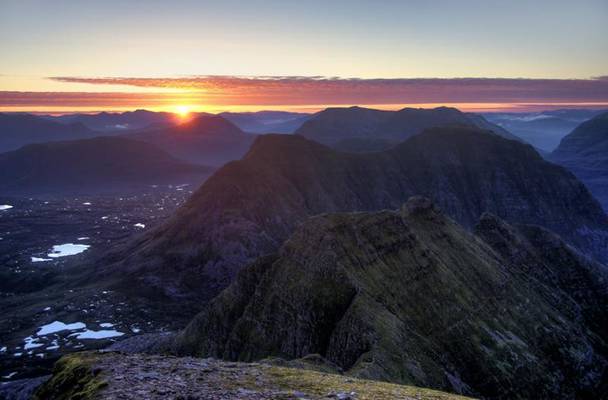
1,0,607,113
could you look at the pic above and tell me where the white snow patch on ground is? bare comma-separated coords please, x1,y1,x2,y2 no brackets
0,346,6,353
2,372,17,379
99,323,114,328
133,223,145,228
77,237,90,240
82,202,91,206
0,205,13,211
31,257,52,262
47,243,90,258
70,329,124,340
23,336,44,350
131,327,141,333
36,321,86,336
43,307,51,311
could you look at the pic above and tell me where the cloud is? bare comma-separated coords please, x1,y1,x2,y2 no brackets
2,75,608,112
44,75,608,105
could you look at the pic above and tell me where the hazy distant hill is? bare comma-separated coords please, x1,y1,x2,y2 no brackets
0,136,213,195
295,106,521,150
220,111,311,133
176,198,608,399
551,111,608,210
130,115,255,167
46,109,181,132
100,127,608,308
483,109,606,151
0,113,97,152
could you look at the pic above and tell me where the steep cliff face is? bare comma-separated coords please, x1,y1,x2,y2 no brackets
551,111,608,210
101,127,608,304
176,198,608,400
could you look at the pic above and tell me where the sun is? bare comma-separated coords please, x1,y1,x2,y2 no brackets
175,105,191,118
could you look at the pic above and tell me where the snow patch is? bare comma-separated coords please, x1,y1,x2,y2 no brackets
32,257,52,262
133,223,145,229
48,243,90,258
70,329,124,340
36,321,86,336
0,205,13,211
23,336,44,350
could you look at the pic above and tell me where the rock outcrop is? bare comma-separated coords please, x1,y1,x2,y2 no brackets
31,352,472,400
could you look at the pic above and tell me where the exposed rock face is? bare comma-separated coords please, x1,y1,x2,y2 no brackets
551,111,608,210
176,199,608,399
130,114,255,166
295,106,521,149
101,127,608,306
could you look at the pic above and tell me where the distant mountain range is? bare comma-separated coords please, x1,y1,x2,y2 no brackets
1,112,257,168
551,111,608,210
176,197,608,399
295,106,522,151
45,109,180,132
483,109,606,151
0,136,213,195
0,113,98,152
99,126,608,309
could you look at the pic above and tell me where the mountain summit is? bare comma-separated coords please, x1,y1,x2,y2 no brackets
100,126,608,309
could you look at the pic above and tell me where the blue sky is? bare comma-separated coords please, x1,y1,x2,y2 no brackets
0,0,606,112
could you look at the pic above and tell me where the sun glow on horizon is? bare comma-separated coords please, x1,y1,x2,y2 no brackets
175,105,191,118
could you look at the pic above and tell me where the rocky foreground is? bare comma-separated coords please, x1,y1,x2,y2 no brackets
29,351,472,400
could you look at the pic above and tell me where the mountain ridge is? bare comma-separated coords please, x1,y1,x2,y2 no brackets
175,197,608,399
98,127,608,309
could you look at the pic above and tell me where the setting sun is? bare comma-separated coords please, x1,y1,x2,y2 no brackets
175,105,191,118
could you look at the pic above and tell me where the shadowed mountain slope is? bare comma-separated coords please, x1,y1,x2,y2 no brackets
99,127,608,306
130,115,255,166
0,136,213,195
176,198,608,399
551,112,608,210
0,113,97,152
295,106,521,150
47,109,180,132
